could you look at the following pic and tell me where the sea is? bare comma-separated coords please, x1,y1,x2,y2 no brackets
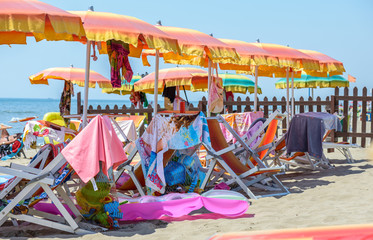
0,98,200,135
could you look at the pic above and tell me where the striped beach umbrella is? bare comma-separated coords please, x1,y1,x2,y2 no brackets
276,74,349,89
253,43,321,76
298,49,345,77
69,10,181,125
221,73,262,94
29,67,111,88
102,75,142,95
141,26,240,67
141,25,240,116
134,67,221,94
0,0,85,45
252,43,321,120
69,11,180,57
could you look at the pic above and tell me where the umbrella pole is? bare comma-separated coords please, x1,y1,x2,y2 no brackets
153,49,160,115
286,67,290,128
254,65,259,112
207,58,212,117
82,40,92,127
291,70,295,117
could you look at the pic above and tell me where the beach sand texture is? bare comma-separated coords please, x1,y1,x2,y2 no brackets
0,148,372,239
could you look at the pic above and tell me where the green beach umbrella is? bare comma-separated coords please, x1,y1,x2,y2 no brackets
220,73,262,94
275,74,349,89
102,75,142,95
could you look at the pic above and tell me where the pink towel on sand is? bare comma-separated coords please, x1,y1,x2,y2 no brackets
61,115,127,183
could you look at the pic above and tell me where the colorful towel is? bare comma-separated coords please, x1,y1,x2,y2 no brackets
136,112,211,193
23,120,65,149
61,115,127,183
220,111,264,143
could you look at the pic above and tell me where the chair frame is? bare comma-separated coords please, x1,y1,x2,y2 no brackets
0,154,94,234
200,110,289,199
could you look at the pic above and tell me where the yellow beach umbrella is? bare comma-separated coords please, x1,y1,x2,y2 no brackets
29,67,111,88
141,25,240,116
133,67,221,94
0,0,85,45
69,10,181,125
102,75,142,95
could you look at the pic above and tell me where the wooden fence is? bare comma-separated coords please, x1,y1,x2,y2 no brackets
330,87,373,147
76,87,373,147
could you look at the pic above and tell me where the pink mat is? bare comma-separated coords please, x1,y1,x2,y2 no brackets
34,191,249,221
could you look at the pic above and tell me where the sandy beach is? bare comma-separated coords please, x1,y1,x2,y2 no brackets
0,147,372,240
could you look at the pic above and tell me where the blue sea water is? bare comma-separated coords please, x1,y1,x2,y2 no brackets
0,98,200,135
0,98,129,135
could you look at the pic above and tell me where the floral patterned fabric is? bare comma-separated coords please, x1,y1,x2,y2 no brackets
136,112,211,193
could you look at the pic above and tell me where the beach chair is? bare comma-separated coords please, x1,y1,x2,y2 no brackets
0,153,94,234
322,130,360,163
115,115,146,138
0,133,26,160
109,117,146,197
201,111,289,199
275,113,353,169
0,142,66,199
274,138,328,170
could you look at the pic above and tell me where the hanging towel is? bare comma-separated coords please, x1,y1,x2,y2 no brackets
208,77,224,113
59,81,73,118
107,40,133,87
61,115,127,183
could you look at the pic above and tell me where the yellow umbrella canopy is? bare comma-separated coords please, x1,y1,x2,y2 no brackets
69,11,180,58
102,75,142,95
29,67,112,88
276,74,349,89
0,0,85,45
221,73,262,94
133,67,222,94
141,25,240,67
298,49,345,77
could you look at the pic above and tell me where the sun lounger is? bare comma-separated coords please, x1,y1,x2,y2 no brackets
276,112,351,169
115,115,146,138
201,111,289,199
322,130,360,163
0,153,94,234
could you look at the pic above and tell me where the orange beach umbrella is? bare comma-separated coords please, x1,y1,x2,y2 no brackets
0,0,85,45
253,43,320,75
142,26,240,67
252,43,321,122
69,10,181,125
29,67,111,88
298,49,345,77
141,25,240,116
69,11,180,57
134,67,221,94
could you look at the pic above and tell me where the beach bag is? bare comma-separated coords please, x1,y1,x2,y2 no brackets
164,161,186,186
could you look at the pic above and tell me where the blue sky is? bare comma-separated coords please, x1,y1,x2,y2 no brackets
1,0,372,103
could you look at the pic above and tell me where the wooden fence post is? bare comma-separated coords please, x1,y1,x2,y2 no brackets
263,97,268,117
281,96,286,130
308,97,313,112
299,96,304,113
352,87,358,144
361,87,367,147
236,97,242,112
244,97,251,112
342,87,349,142
316,96,322,112
77,92,82,115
